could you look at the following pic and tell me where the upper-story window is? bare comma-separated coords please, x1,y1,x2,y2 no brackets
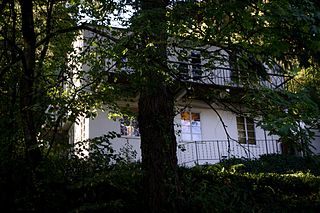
120,116,140,137
181,111,202,141
191,51,202,79
229,51,240,82
236,116,256,145
175,50,202,80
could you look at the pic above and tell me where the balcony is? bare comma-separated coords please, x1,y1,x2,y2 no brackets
169,60,289,90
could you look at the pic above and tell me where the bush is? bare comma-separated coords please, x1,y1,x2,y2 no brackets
179,165,320,213
217,154,320,175
2,142,320,213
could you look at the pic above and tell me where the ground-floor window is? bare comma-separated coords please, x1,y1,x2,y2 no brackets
181,111,202,141
236,116,256,144
120,116,140,137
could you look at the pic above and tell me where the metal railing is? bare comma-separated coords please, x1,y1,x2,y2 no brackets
116,137,282,166
177,139,281,166
188,68,286,90
168,61,288,90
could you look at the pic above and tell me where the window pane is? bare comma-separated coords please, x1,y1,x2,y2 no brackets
237,116,246,143
239,138,246,144
192,126,201,134
121,124,128,136
236,116,244,125
237,116,256,145
133,128,140,137
247,131,255,139
191,113,200,121
236,117,245,131
181,112,190,121
237,123,245,131
191,52,202,77
181,133,191,141
193,134,202,141
247,124,255,132
120,116,140,137
191,121,201,127
181,111,202,141
181,120,190,126
247,118,255,144
248,138,256,145
238,131,246,142
182,125,191,133
178,63,189,74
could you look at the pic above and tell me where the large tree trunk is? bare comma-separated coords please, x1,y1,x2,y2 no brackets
138,0,180,212
139,77,179,213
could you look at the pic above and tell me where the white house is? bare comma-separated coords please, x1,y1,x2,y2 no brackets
66,30,320,166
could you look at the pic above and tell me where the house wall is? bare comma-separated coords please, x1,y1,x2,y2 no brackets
68,116,90,157
88,111,142,161
83,107,281,165
174,107,281,166
174,107,278,141
310,129,320,155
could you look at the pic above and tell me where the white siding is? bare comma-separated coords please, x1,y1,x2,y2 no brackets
88,111,141,161
310,130,320,154
82,108,282,165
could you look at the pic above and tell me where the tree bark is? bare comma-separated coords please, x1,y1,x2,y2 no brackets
139,76,179,213
19,0,42,165
138,0,180,212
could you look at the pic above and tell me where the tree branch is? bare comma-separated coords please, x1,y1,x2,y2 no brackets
38,0,54,71
36,24,120,48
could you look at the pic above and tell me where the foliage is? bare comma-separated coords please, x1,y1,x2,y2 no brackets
179,165,320,213
0,132,141,212
218,154,320,175
179,154,320,212
2,149,320,212
0,0,125,166
245,88,320,155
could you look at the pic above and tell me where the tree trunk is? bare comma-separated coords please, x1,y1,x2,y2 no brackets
19,0,42,165
139,77,179,213
138,0,180,212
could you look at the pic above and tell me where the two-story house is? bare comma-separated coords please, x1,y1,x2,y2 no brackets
66,30,320,166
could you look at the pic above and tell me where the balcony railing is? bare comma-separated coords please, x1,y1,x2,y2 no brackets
116,137,281,166
193,69,287,90
110,60,290,90
169,61,288,90
177,139,281,166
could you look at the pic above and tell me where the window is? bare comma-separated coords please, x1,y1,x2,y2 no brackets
191,51,202,79
120,116,140,137
236,116,256,144
181,111,202,141
178,62,189,79
229,51,241,82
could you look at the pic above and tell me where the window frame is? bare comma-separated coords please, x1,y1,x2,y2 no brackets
180,111,202,142
191,51,202,79
236,116,256,145
119,116,140,138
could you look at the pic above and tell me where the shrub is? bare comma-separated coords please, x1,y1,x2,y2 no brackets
179,165,320,213
2,140,320,213
217,154,320,175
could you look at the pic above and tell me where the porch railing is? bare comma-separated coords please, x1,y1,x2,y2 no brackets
177,139,281,166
